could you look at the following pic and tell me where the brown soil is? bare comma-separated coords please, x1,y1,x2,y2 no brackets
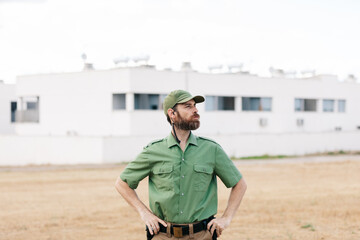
0,160,359,240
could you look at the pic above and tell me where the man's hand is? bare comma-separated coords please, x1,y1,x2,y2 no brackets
207,217,231,237
207,178,247,237
140,209,167,235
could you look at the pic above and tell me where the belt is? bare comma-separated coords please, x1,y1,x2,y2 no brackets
159,216,214,238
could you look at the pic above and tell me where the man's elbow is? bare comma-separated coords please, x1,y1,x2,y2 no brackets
242,178,247,189
236,177,247,192
115,176,126,193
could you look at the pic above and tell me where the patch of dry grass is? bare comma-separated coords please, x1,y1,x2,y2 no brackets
0,160,359,240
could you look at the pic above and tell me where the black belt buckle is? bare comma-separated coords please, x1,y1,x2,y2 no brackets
173,226,183,238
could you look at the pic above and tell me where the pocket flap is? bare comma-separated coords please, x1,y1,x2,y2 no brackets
194,165,213,174
153,165,174,174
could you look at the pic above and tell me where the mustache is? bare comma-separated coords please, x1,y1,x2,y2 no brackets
193,113,200,118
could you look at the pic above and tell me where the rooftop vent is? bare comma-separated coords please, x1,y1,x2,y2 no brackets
81,53,94,71
132,55,150,65
83,63,94,71
301,70,316,78
227,63,243,73
344,74,357,83
208,64,223,73
181,62,193,71
113,56,130,65
269,67,284,77
270,67,297,78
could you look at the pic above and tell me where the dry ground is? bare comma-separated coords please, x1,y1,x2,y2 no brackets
0,159,359,240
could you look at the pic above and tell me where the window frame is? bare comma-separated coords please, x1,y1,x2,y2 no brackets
322,99,335,112
295,98,318,112
242,97,272,112
134,93,166,111
112,93,126,111
337,99,346,113
205,95,235,111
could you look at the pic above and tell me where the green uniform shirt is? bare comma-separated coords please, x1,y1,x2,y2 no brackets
120,132,242,224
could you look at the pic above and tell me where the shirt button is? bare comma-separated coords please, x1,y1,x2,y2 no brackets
181,175,184,178
182,158,184,161
181,193,184,196
180,211,183,214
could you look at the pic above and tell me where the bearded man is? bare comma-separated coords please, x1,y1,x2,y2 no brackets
115,90,247,240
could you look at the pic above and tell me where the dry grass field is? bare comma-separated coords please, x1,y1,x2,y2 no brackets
0,159,360,240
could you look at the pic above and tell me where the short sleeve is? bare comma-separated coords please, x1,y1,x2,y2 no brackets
120,148,151,189
214,144,242,188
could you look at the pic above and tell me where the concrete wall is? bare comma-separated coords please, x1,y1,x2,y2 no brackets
1,131,359,166
0,82,16,134
103,131,360,162
0,135,103,166
213,131,360,157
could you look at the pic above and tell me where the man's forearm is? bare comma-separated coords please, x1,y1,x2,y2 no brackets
115,177,150,215
115,177,167,235
207,178,247,237
222,177,247,221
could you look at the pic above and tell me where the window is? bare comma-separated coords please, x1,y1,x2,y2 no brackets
338,100,346,113
113,94,126,110
295,99,302,111
205,96,216,111
16,96,39,123
205,96,235,111
242,97,272,111
11,102,17,123
295,98,317,112
135,94,165,110
323,99,335,112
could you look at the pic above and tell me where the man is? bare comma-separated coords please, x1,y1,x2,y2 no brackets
115,90,247,239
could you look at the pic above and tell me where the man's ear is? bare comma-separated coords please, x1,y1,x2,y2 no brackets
167,108,173,117
167,108,176,123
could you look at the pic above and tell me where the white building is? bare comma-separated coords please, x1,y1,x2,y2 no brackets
1,65,360,165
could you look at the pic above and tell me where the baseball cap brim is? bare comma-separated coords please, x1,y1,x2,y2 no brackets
178,95,205,104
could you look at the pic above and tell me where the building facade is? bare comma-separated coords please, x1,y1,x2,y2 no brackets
1,66,360,165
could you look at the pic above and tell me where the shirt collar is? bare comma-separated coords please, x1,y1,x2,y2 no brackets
167,131,198,148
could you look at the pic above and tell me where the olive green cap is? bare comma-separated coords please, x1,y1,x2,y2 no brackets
163,90,205,116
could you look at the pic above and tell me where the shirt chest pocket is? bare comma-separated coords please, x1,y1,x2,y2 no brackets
152,165,174,191
193,165,214,192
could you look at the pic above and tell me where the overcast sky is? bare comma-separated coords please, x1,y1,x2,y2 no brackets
0,0,359,83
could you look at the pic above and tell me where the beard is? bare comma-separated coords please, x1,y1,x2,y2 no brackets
173,112,200,130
